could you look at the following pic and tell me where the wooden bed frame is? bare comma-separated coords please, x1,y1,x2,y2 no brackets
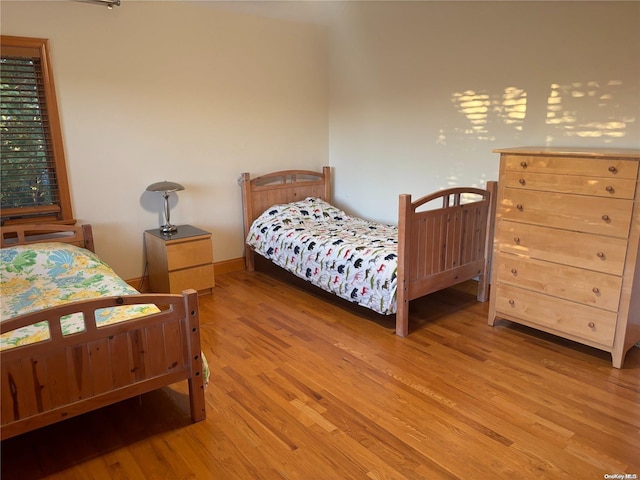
240,167,497,337
0,224,206,440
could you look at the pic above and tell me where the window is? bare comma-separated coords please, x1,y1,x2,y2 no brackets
1,35,73,225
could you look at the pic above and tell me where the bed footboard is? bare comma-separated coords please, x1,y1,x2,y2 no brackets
396,181,497,336
0,290,206,440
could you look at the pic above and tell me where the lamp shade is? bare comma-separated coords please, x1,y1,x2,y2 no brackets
146,181,185,193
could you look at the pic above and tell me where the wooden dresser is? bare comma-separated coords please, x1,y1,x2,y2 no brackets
488,147,640,368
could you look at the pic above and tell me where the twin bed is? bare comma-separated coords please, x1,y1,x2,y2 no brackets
241,167,497,336
0,224,207,440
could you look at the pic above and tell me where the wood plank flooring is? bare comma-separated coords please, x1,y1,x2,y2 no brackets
2,266,639,479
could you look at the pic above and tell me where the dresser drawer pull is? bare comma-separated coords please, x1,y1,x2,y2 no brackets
519,178,526,186
520,161,528,169
597,251,606,259
514,237,520,244
508,299,515,306
516,204,523,211
605,185,614,193
608,166,617,174
588,322,595,329
510,268,517,275
602,214,610,222
592,287,600,294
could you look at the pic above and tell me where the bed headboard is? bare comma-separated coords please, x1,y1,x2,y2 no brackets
240,166,331,236
239,166,331,270
0,224,95,252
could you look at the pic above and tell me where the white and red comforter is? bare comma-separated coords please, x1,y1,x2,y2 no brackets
246,198,398,315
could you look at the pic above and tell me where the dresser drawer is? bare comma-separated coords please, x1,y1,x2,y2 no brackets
493,284,617,347
502,171,637,199
504,154,639,179
166,238,213,270
501,188,633,238
497,221,627,275
494,253,622,312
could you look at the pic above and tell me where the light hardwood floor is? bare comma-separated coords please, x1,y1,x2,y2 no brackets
2,266,639,479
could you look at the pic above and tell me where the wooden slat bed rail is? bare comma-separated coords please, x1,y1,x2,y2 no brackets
396,181,497,336
1,223,95,252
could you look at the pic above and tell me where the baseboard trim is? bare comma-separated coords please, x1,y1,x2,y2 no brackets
214,257,245,275
126,276,149,292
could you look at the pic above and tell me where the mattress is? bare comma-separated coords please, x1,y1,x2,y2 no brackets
246,197,399,315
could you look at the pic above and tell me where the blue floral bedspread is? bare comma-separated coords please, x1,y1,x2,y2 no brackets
0,242,158,350
246,197,399,315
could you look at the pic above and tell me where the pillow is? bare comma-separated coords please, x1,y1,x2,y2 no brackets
264,197,347,223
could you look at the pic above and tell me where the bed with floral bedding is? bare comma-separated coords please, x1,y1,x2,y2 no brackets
240,167,497,337
1,243,160,349
0,224,206,440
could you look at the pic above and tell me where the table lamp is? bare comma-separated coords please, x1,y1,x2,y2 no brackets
146,181,185,234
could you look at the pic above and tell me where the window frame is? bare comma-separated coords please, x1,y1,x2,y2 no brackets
1,35,74,226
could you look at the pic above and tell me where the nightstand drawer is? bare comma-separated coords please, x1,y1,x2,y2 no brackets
169,264,215,294
494,253,622,312
504,154,639,179
497,221,627,275
502,171,636,199
501,188,633,238
493,284,617,347
167,238,213,270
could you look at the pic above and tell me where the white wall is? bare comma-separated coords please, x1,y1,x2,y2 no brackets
2,1,639,280
329,1,640,223
1,1,329,279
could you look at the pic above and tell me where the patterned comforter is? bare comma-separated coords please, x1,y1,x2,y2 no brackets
246,197,399,315
0,242,159,351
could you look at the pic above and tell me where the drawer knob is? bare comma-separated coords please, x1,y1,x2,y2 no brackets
516,204,524,211
605,185,614,193
519,178,526,186
508,299,515,306
520,161,528,169
514,237,521,244
592,287,600,294
510,268,517,275
597,251,606,259
608,166,617,174
602,214,610,222
588,322,595,328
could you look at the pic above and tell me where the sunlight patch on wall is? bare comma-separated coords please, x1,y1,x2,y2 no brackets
445,173,490,191
447,87,527,143
546,80,633,142
451,90,491,140
497,87,528,129
442,80,635,145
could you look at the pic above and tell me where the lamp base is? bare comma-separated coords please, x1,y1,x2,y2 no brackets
159,224,178,235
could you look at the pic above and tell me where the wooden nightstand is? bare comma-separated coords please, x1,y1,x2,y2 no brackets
144,225,215,295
